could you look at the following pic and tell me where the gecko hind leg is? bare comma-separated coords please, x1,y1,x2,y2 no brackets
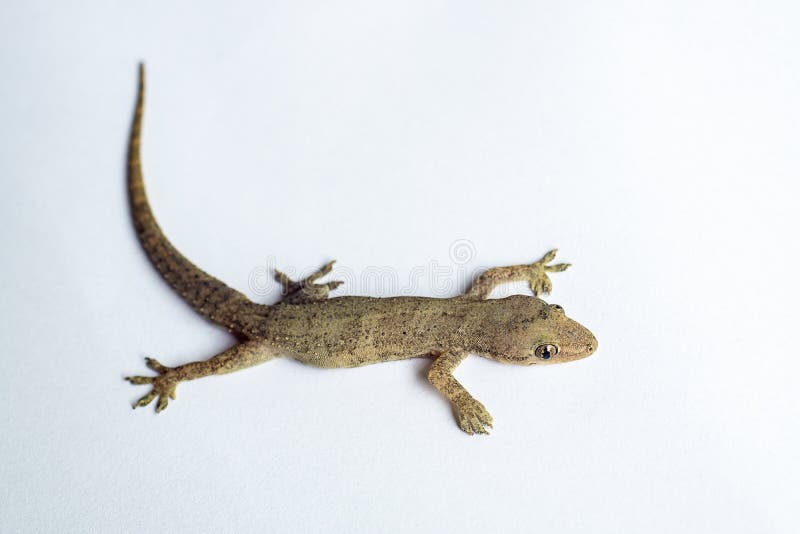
275,260,344,304
465,249,571,300
126,340,280,412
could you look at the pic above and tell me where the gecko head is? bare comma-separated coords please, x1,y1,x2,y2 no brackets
491,298,597,366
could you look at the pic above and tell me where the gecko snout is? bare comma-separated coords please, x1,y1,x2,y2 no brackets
583,332,598,357
562,324,597,361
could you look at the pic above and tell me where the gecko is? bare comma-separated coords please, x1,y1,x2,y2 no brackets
124,64,597,435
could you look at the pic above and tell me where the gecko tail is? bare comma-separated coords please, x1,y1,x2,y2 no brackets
127,64,262,332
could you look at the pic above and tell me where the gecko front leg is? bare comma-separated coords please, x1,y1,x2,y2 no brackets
274,260,344,304
465,249,571,299
428,350,493,435
126,340,279,412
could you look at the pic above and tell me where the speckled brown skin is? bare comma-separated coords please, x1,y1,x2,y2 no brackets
125,64,597,434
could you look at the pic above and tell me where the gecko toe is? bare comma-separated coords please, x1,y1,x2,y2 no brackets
125,375,153,385
545,262,571,273
127,357,181,412
319,260,336,275
459,422,475,435
155,395,169,413
540,249,558,264
469,418,484,434
145,357,168,373
456,399,493,435
133,391,156,408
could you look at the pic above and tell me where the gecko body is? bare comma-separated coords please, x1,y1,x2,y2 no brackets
125,65,597,434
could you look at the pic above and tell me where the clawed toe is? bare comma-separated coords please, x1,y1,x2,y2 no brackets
130,389,172,412
534,249,571,272
529,275,554,297
127,357,179,412
275,260,344,303
309,260,336,282
456,400,494,435
125,375,153,385
133,390,156,408
528,249,571,296
145,357,167,373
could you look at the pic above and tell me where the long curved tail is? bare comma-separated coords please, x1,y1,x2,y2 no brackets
128,63,260,333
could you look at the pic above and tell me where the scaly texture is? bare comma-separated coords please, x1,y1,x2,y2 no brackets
124,65,597,433
127,63,262,334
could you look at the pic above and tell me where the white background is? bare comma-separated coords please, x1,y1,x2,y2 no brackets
2,2,798,532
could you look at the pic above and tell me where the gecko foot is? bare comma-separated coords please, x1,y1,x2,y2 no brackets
527,249,571,297
125,357,180,413
466,249,571,299
275,260,344,304
454,397,494,435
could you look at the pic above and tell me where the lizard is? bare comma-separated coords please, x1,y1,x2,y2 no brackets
124,64,597,435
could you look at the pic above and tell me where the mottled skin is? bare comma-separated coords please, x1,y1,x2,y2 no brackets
125,65,597,434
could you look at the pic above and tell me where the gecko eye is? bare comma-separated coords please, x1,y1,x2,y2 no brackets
535,344,558,360
551,304,564,312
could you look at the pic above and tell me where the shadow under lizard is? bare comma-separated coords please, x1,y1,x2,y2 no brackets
125,64,597,435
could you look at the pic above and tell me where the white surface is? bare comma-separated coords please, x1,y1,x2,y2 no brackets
2,2,799,533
